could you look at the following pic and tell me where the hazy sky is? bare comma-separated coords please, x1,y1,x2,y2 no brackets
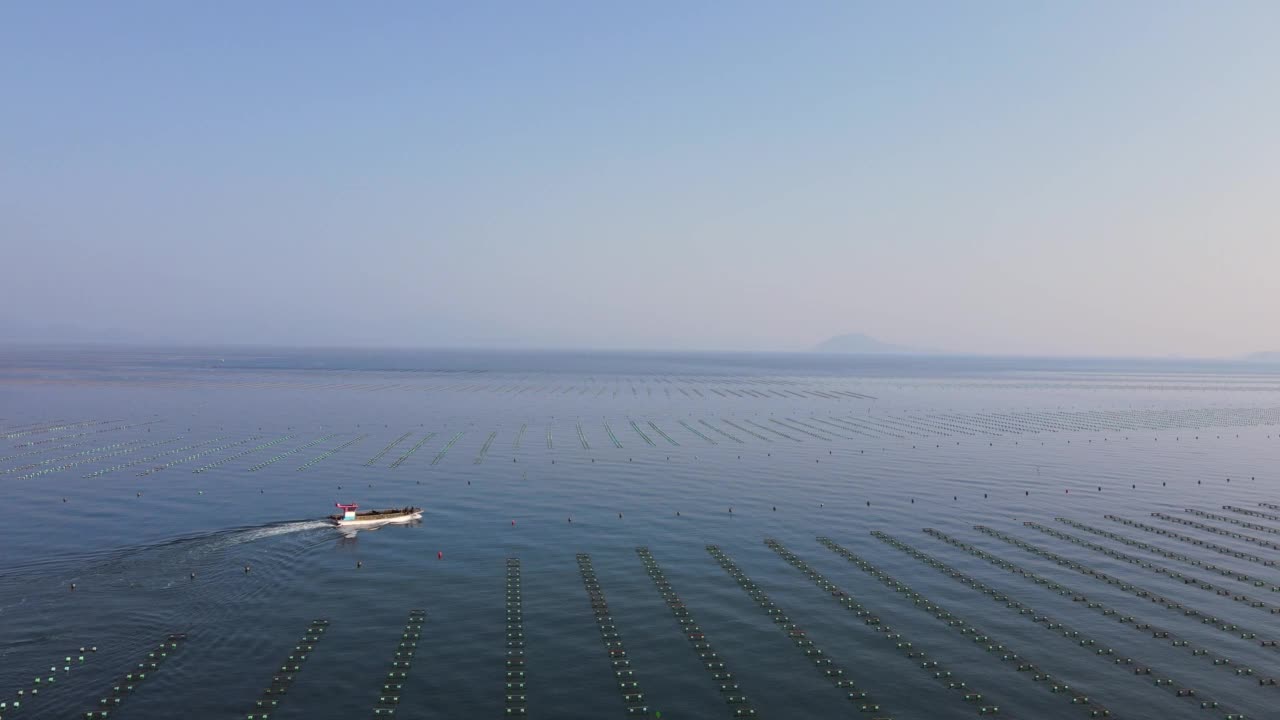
3,2,1277,356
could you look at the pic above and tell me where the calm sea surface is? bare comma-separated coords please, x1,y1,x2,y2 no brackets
3,347,1280,719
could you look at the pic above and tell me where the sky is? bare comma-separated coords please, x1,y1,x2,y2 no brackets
2,2,1278,356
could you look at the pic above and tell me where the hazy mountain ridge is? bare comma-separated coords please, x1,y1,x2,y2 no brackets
812,333,934,354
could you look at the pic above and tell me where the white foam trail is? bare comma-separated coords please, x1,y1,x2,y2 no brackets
210,520,331,549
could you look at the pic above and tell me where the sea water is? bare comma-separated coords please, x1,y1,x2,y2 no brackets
2,347,1280,719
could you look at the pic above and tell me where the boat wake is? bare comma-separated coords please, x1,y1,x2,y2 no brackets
0,518,335,585
202,519,332,550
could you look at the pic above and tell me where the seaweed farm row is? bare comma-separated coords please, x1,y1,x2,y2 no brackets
0,645,95,719
4,411,1279,483
0,372,882,399
19,363,1280,396
17,512,1280,719
244,619,329,719
7,408,1279,458
80,633,187,719
377,610,426,717
505,558,526,716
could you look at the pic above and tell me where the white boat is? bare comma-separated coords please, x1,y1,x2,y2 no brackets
329,502,422,526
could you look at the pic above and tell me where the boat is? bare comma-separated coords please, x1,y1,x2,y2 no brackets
329,502,422,526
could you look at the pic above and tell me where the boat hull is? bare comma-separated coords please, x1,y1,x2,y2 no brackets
329,509,422,526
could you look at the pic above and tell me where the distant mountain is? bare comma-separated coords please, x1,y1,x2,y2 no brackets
812,333,932,354
1242,351,1280,362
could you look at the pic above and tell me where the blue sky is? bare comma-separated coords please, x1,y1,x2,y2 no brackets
3,2,1277,355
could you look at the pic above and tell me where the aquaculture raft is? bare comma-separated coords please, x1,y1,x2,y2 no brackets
246,619,329,720
820,536,1113,718
764,538,996,715
80,633,187,719
705,545,884,716
374,610,425,716
0,645,94,719
635,546,756,716
576,554,648,715
505,558,527,716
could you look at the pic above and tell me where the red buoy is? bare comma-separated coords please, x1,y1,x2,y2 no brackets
437,551,443,560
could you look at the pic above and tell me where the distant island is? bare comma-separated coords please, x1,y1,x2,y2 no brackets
812,333,933,354
1243,351,1280,362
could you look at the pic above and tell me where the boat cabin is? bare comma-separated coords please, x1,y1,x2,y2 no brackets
335,502,359,522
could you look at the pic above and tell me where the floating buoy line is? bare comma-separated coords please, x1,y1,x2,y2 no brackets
721,419,768,443
296,433,368,471
365,431,413,466
0,418,67,438
1,438,152,476
787,417,850,440
602,421,622,449
476,431,498,464
3,418,107,440
627,419,654,447
432,432,464,466
1105,515,1276,567
971,525,1280,655
575,422,589,450
818,536,1112,718
705,544,885,715
1225,504,1280,522
769,418,827,441
746,419,796,442
193,434,296,473
1054,517,1280,590
80,632,186,719
812,417,877,438
576,554,648,716
13,420,162,448
373,610,425,716
647,421,679,447
248,433,341,472
677,420,716,445
1183,508,1280,537
386,430,432,471
9,420,104,443
0,645,94,719
245,619,328,720
1149,512,1280,552
868,532,1247,719
634,547,756,717
17,437,182,481
505,558,527,717
141,435,263,476
765,539,997,715
0,439,92,465
925,527,1269,685
827,416,887,437
84,437,223,478
699,419,741,443
513,424,526,451
1024,521,1280,616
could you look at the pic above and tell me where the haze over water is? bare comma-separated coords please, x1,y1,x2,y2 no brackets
3,347,1280,719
